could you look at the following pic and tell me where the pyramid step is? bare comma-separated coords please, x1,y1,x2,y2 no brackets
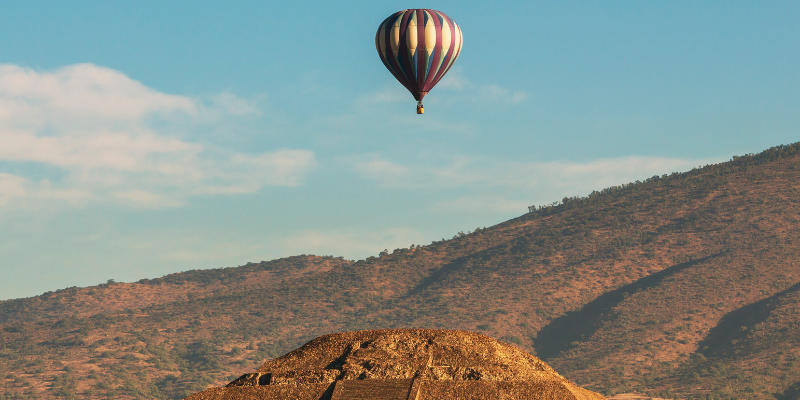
330,379,413,400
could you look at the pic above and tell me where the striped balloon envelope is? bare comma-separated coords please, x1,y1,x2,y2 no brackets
375,9,463,113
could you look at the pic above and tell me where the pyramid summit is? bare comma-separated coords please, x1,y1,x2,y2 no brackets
187,329,605,399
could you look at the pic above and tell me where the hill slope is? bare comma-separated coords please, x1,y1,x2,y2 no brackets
2,143,800,400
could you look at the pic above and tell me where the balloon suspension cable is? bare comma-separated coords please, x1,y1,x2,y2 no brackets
416,101,424,115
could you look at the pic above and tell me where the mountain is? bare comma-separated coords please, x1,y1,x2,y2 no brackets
1,143,800,400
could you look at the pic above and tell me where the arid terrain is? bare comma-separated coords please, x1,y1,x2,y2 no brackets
2,143,800,400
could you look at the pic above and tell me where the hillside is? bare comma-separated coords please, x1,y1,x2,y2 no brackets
2,143,800,400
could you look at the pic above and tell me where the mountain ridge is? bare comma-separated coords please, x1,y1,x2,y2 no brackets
2,142,800,400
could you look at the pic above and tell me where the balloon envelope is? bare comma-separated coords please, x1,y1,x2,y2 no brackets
375,9,463,102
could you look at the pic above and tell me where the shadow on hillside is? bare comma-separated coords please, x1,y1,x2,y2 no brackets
407,257,471,295
698,280,800,359
533,254,722,361
405,239,515,296
776,381,800,400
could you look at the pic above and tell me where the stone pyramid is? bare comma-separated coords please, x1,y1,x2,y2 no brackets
186,329,606,400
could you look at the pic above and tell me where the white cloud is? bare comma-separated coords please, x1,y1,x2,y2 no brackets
0,129,201,171
360,67,528,107
350,153,411,187
208,92,260,116
351,154,718,191
0,64,195,125
437,67,528,105
0,173,27,206
437,72,469,90
513,157,717,195
230,150,317,187
0,63,315,209
113,190,185,209
511,91,529,104
349,154,482,189
349,154,723,214
355,86,410,105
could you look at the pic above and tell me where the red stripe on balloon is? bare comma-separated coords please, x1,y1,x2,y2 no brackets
381,12,415,95
428,12,456,88
398,10,421,99
416,9,426,90
422,10,443,92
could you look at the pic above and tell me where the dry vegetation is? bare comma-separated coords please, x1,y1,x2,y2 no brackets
2,143,800,399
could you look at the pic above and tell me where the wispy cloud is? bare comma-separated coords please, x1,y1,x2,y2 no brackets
358,67,528,107
479,85,528,104
349,153,724,214
436,71,469,90
0,63,315,209
0,173,26,206
354,86,410,105
350,153,411,187
437,67,529,105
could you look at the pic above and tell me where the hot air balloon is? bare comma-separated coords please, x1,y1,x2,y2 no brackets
375,9,463,114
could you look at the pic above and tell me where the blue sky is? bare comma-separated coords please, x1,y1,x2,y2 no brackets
0,1,798,300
